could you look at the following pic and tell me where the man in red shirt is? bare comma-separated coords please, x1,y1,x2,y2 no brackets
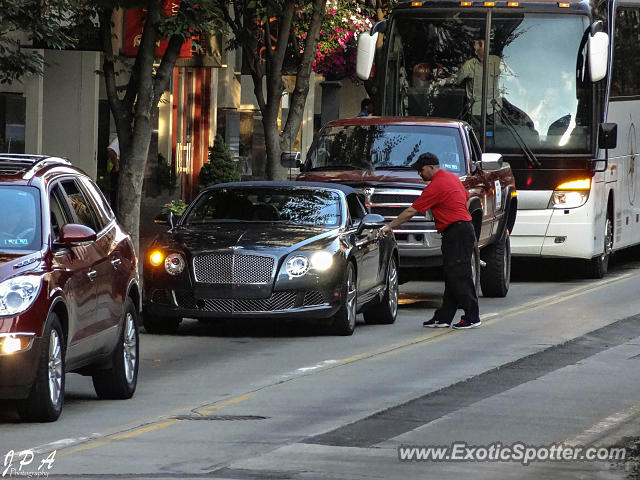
381,152,481,329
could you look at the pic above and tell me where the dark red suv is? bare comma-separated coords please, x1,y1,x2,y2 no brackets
0,154,140,422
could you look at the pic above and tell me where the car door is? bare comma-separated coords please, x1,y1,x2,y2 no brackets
49,183,98,362
348,193,380,295
466,127,495,244
58,178,115,358
79,176,131,328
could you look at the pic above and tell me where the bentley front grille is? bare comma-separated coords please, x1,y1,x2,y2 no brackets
193,253,275,284
174,290,297,313
303,290,326,306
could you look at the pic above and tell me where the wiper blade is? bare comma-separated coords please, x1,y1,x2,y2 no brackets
493,100,541,168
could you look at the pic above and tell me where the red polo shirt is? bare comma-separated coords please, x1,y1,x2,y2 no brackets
411,168,471,233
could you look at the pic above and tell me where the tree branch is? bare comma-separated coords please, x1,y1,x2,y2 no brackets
281,0,325,142
99,7,130,145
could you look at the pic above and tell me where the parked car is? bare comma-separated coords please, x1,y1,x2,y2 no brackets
0,154,140,422
294,117,518,297
143,181,399,336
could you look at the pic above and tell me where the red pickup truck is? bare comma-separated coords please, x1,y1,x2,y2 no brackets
295,116,517,297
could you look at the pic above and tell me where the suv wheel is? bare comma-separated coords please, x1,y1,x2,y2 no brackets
92,298,139,399
17,313,65,422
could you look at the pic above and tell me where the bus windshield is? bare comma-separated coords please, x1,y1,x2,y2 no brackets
388,12,592,154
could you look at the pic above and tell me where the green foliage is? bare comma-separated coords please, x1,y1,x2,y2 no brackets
198,135,241,188
161,199,188,216
0,0,86,84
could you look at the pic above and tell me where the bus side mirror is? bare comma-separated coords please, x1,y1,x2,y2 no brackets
593,123,617,172
589,31,609,82
356,31,379,80
598,123,617,150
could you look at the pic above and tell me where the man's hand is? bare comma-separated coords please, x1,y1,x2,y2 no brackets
381,225,393,237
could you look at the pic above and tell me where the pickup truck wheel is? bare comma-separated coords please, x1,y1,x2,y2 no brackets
142,311,181,334
364,255,398,325
92,298,139,400
480,232,511,297
471,246,481,296
331,263,357,336
586,215,613,279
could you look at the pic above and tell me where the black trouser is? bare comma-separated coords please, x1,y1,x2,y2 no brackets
432,220,480,324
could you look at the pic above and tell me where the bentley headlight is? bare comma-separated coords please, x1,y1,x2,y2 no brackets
286,256,309,277
310,251,333,271
0,276,41,316
164,253,185,275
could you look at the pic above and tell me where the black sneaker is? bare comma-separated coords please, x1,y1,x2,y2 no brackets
423,318,451,328
452,316,481,329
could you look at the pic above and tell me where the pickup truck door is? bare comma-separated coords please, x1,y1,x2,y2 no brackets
466,128,496,245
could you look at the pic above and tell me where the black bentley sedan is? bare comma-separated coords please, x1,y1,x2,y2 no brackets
142,182,399,335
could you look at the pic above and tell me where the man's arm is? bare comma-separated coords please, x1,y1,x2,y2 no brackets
381,207,419,236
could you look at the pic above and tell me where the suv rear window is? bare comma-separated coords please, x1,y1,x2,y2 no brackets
0,186,42,252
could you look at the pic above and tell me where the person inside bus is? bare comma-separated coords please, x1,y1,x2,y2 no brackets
438,39,504,128
408,62,434,115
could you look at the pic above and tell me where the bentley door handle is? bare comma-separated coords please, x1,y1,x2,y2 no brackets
111,258,122,269
87,270,97,281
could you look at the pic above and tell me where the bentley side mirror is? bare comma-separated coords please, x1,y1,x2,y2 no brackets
357,213,386,235
280,151,302,169
155,212,177,229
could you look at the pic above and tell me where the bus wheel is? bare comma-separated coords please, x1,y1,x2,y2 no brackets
587,215,613,279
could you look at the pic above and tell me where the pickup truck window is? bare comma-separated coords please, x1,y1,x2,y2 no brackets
307,125,466,176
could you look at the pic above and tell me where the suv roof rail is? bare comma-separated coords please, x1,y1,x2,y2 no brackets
0,154,72,179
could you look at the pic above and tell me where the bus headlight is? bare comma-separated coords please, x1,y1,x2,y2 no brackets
549,191,589,209
549,178,590,209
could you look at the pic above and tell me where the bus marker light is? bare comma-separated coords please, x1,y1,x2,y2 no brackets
460,1,472,6
558,2,570,6
556,179,591,190
484,1,495,6
508,1,519,6
411,1,423,5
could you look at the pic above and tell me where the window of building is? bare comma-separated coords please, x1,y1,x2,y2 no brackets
0,93,26,153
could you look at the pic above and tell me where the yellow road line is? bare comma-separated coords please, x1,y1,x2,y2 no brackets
59,270,639,457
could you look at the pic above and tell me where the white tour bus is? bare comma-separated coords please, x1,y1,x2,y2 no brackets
356,0,640,277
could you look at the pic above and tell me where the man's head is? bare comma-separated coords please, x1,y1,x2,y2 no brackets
411,152,440,181
412,62,432,87
474,39,485,60
361,98,374,115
